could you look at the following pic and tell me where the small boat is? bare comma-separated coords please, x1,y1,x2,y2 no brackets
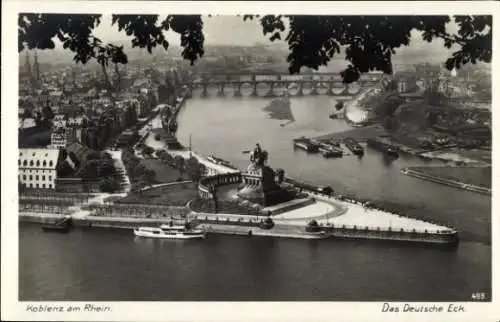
306,230,328,239
329,140,341,148
320,147,343,158
386,147,399,158
42,225,71,233
293,137,320,153
318,142,343,158
42,216,72,233
134,223,205,240
344,137,364,156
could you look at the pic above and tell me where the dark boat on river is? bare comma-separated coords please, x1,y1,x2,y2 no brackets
293,137,320,153
344,137,364,156
318,142,343,158
386,146,399,158
42,216,73,233
329,139,341,148
366,138,399,158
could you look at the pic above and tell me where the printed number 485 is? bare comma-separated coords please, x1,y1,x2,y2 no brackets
471,292,486,300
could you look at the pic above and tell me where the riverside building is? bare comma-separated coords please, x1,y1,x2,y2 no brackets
18,148,60,189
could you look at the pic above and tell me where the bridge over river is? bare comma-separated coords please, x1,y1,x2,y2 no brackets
182,72,385,98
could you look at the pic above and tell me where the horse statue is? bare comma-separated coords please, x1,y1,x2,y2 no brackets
249,143,268,166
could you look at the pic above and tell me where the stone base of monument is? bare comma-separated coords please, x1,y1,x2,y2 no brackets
236,184,297,209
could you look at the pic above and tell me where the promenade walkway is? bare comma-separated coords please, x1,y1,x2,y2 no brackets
139,180,192,192
272,200,344,223
303,192,452,233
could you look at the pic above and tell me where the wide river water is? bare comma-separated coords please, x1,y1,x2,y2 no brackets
19,93,491,301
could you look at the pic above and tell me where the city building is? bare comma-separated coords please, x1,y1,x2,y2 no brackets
18,148,60,189
49,127,69,149
49,114,69,149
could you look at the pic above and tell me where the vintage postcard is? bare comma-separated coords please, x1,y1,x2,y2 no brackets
1,1,498,321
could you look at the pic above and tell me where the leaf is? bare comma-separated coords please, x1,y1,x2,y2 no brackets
269,32,281,41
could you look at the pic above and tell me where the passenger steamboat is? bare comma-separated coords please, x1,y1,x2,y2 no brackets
134,223,206,240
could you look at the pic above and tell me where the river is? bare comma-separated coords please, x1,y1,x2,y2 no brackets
19,93,491,301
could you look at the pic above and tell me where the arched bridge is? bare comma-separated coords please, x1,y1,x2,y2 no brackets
182,72,383,98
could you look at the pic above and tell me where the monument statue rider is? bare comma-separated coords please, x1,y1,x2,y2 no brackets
249,143,268,167
238,142,295,207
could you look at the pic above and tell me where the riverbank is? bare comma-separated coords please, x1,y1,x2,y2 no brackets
402,166,491,195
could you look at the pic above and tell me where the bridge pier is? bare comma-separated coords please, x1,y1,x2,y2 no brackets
217,83,225,97
327,82,334,96
234,84,242,97
297,82,304,96
310,83,318,95
250,82,258,97
186,84,193,98
265,83,275,98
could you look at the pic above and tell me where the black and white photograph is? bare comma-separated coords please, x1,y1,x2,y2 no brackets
2,1,498,321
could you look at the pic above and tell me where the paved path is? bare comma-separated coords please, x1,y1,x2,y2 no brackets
139,181,192,192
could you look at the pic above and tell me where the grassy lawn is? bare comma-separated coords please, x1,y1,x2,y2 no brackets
140,158,189,183
409,166,491,189
116,182,199,206
312,124,387,142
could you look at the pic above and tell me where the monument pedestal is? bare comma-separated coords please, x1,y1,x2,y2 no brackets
237,163,295,207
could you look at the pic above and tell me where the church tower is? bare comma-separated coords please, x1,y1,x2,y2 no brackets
33,50,40,89
24,51,32,76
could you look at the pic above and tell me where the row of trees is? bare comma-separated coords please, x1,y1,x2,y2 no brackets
122,148,157,192
55,148,123,193
79,104,138,151
156,149,206,182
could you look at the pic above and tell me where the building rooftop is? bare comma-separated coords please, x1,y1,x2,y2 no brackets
19,148,60,169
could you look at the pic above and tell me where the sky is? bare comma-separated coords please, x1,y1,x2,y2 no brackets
30,15,466,67
93,15,276,47
91,15,457,50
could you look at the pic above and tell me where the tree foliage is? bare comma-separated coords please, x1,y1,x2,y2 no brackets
185,156,204,182
100,177,120,193
18,14,491,82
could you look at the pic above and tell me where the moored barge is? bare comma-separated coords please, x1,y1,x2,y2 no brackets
367,138,399,157
293,137,320,153
344,137,364,155
318,142,343,158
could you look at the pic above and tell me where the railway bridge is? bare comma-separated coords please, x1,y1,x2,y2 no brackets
181,72,384,98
